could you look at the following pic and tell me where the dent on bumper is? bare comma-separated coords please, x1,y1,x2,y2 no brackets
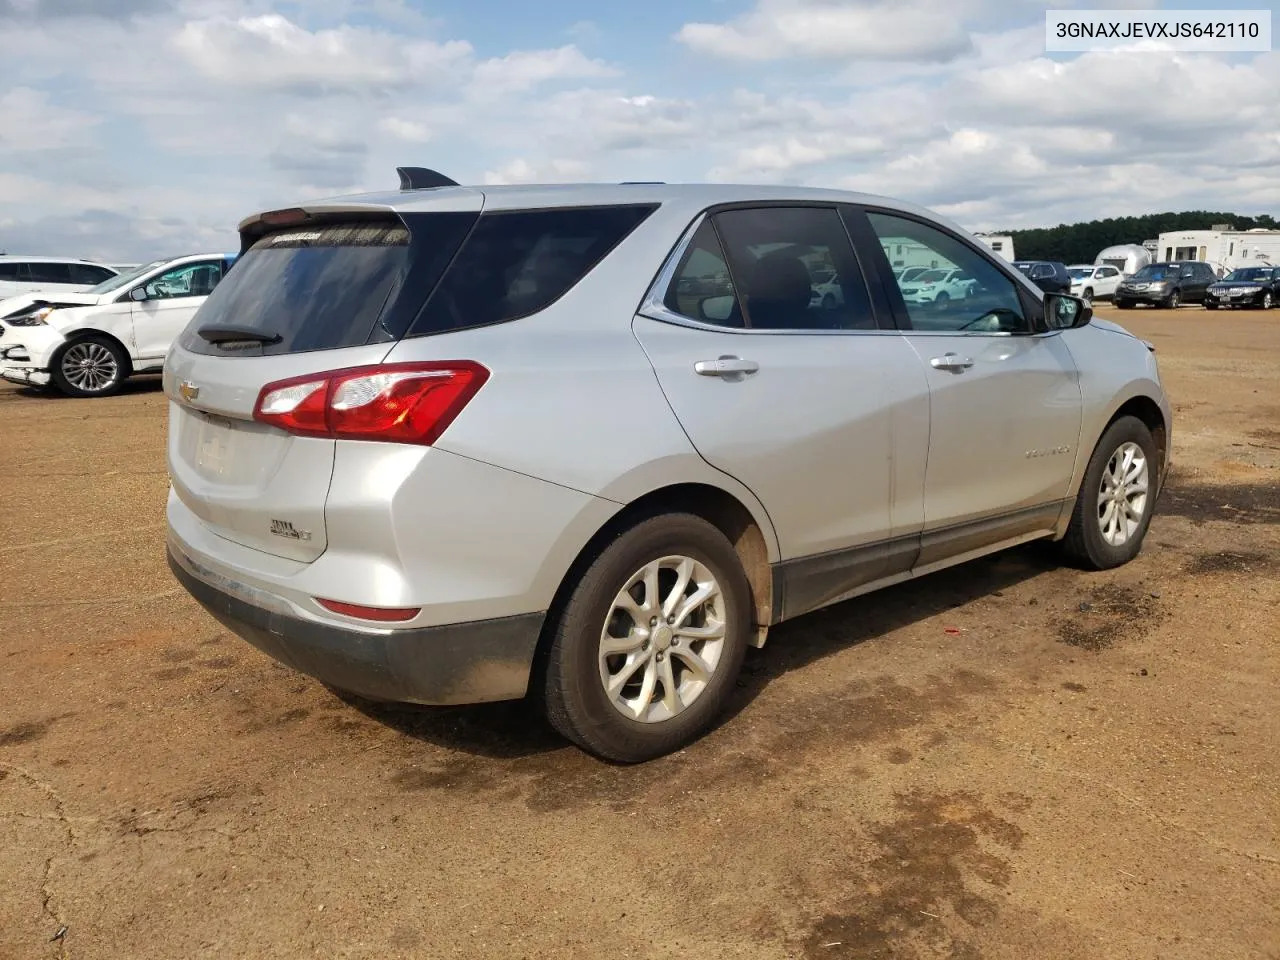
167,542,546,706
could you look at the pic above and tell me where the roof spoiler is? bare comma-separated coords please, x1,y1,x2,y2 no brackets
396,167,459,191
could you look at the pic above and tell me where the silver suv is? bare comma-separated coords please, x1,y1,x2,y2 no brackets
165,169,1171,762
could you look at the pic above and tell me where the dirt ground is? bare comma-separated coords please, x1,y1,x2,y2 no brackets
1,306,1277,960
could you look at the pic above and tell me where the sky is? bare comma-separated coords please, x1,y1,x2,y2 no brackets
1,0,1278,261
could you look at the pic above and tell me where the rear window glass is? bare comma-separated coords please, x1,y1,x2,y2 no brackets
408,204,657,337
180,215,475,356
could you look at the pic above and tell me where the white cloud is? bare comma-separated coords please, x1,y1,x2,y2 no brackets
472,45,617,94
378,117,432,143
481,158,592,185
171,14,472,93
677,0,976,63
0,87,100,152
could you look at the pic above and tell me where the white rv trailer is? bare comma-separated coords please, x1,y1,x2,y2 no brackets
1094,244,1152,276
1155,228,1280,274
973,233,1015,262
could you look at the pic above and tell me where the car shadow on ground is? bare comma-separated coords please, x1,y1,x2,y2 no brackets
336,542,1064,761
1,374,162,401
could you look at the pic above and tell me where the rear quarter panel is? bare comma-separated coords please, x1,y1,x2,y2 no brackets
382,201,783,562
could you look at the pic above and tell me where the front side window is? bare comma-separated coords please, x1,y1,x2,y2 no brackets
713,206,875,331
867,211,1028,334
140,261,225,299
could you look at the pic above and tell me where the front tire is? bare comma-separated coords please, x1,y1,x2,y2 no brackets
541,513,752,763
1082,287,1094,303
50,335,129,398
1115,299,1132,309
1061,416,1158,571
1164,290,1181,309
1262,292,1274,310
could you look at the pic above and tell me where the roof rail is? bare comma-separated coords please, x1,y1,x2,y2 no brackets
396,167,460,191
620,181,665,185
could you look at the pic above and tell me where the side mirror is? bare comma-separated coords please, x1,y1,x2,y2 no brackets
698,295,736,324
1180,269,1194,279
1044,292,1092,331
129,286,148,302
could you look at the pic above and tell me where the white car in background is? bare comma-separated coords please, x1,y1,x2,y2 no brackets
0,253,237,397
1068,264,1123,302
898,267,976,308
0,256,120,298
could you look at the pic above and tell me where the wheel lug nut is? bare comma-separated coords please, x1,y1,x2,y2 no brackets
667,616,675,624
650,617,658,626
657,653,665,662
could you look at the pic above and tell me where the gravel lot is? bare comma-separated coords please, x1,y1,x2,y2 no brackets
1,307,1277,960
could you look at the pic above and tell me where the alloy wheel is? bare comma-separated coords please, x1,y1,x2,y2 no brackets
598,555,727,724
60,341,120,394
1097,441,1149,547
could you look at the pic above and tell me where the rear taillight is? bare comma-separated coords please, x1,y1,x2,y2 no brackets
253,362,488,444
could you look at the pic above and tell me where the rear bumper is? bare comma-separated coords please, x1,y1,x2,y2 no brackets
167,539,545,705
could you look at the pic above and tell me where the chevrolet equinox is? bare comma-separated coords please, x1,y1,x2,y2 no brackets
165,169,1172,762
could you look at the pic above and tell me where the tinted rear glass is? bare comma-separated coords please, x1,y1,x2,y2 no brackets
408,204,656,337
0,263,18,280
180,215,475,356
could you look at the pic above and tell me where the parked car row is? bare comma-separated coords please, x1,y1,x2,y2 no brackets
0,254,237,396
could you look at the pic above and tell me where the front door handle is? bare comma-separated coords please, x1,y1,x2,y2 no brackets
930,353,975,372
695,356,759,378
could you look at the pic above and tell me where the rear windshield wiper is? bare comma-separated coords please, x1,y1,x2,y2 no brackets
197,324,282,346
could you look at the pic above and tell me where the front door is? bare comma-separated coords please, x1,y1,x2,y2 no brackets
131,260,225,361
855,208,1083,567
634,205,931,617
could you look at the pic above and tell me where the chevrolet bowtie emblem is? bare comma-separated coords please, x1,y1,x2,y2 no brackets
179,381,200,402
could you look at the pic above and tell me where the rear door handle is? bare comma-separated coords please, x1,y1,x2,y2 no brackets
694,356,759,378
930,353,974,372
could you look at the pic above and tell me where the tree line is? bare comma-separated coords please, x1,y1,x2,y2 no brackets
1006,211,1279,264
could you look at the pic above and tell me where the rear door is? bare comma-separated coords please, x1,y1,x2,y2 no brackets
165,207,481,562
633,205,931,616
851,208,1082,566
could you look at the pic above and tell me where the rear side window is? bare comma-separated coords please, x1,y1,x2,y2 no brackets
69,264,116,285
0,263,18,280
181,215,476,356
409,205,656,337
713,206,876,331
26,262,73,284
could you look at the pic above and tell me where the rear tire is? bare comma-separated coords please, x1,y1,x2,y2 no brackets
50,334,129,398
541,513,752,763
1061,416,1158,571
